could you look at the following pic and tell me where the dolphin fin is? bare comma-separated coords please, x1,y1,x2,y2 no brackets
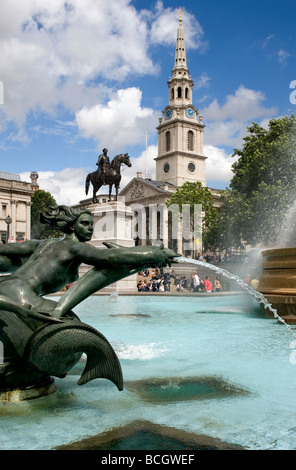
102,241,122,249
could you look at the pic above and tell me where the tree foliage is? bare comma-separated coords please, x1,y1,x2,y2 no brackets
166,181,218,251
31,190,62,239
215,115,296,249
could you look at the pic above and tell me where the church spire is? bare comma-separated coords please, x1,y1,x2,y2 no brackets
155,8,206,189
167,7,193,107
173,7,188,74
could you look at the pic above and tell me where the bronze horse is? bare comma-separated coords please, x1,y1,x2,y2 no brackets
85,153,132,203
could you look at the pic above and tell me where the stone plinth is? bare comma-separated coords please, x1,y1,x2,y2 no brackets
80,201,137,293
259,247,296,324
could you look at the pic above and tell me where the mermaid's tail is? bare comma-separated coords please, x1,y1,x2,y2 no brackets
24,319,123,390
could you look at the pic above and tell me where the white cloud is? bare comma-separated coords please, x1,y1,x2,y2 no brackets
150,1,207,51
278,49,291,64
119,145,157,188
204,145,237,183
200,85,279,184
203,120,248,147
195,72,211,89
75,87,158,152
0,0,156,124
0,0,209,165
262,33,275,49
20,168,87,206
201,85,277,148
202,85,276,122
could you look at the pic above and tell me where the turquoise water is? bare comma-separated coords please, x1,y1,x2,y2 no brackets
0,294,295,450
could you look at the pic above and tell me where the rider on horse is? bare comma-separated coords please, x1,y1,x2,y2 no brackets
96,148,110,184
86,151,131,202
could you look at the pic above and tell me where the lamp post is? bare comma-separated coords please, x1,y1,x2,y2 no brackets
5,215,12,242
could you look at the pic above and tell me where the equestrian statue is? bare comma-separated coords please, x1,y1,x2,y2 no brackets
85,148,131,203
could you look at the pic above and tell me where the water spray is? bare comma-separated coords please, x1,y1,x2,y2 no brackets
175,257,296,341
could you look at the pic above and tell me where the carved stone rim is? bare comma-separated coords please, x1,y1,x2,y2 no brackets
0,377,57,402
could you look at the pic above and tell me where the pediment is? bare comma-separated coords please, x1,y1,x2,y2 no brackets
120,178,174,204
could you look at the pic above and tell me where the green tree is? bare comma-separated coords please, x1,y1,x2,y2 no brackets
31,190,62,239
216,115,296,249
166,181,218,252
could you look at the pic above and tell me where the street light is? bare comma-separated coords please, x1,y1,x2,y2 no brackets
5,215,12,242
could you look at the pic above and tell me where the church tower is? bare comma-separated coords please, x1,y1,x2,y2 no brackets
155,8,207,187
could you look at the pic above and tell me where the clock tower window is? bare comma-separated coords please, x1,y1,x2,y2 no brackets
177,87,182,98
166,131,171,152
188,130,194,151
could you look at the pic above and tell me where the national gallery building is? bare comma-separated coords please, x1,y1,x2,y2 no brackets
0,171,37,243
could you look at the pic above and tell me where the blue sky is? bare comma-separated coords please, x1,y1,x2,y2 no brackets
0,0,295,205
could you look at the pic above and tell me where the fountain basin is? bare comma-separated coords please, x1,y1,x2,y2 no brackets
1,294,295,450
259,248,296,323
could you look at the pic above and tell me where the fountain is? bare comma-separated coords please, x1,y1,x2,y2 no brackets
259,247,296,324
1,292,295,450
1,205,296,450
252,199,296,324
179,257,296,338
0,204,176,400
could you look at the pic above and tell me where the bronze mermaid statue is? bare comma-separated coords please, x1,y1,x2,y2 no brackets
0,205,177,392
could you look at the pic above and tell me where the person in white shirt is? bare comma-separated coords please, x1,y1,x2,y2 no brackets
192,272,200,292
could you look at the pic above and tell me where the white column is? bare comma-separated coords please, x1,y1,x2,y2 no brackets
177,215,183,255
26,202,31,239
11,200,17,240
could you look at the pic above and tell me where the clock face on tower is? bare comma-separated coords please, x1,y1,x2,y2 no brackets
165,107,172,120
186,107,195,119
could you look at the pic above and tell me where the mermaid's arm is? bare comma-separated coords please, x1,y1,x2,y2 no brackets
52,243,178,318
0,240,42,273
52,265,136,318
0,240,41,256
71,242,177,270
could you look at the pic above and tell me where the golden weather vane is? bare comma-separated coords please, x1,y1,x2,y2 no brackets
178,6,182,25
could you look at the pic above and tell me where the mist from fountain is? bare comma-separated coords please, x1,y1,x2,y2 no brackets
275,199,296,248
176,256,296,341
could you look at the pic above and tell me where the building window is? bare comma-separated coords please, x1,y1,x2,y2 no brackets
188,130,194,151
177,87,182,98
165,131,171,152
171,88,174,100
2,204,7,217
185,88,189,99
